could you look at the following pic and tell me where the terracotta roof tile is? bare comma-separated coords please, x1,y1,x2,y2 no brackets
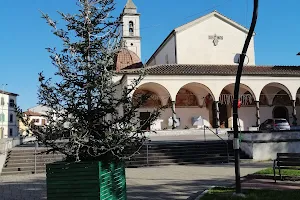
0,90,18,96
24,110,43,116
120,64,300,77
115,48,142,71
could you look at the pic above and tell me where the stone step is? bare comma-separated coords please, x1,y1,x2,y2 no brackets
7,151,63,156
136,151,234,157
146,147,233,152
1,170,46,176
3,160,62,167
127,157,234,167
6,155,64,159
2,166,46,173
1,140,247,172
141,148,232,154
5,158,64,164
145,144,231,149
132,153,233,160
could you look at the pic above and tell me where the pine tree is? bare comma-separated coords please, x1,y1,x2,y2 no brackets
23,0,162,162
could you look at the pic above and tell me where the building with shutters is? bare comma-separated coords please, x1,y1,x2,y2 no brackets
0,90,19,138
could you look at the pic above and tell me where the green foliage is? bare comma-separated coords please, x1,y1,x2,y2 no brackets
20,0,163,162
201,187,300,200
254,168,300,176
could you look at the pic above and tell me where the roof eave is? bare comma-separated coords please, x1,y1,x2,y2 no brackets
146,30,176,66
175,11,255,36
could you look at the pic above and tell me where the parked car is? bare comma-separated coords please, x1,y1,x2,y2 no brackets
259,118,290,131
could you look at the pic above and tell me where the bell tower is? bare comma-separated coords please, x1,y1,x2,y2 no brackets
121,0,141,59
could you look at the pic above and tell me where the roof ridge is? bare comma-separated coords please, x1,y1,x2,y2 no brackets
212,10,250,33
175,10,250,34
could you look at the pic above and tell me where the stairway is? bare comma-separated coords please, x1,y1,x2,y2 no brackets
126,140,249,167
1,140,250,175
1,148,64,176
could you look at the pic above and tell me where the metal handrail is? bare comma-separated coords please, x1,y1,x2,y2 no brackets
0,140,11,155
203,125,230,163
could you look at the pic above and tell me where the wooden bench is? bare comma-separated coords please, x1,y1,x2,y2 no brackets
273,153,300,182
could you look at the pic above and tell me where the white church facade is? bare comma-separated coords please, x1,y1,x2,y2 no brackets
116,0,300,131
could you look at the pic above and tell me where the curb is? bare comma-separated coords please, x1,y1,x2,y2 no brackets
193,175,251,200
246,174,300,181
193,186,216,200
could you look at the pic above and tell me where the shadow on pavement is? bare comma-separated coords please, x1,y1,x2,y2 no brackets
0,175,231,200
0,176,46,200
127,178,233,200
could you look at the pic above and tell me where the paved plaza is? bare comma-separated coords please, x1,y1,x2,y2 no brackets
0,162,270,200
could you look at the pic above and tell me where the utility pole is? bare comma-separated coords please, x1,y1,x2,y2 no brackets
233,0,259,194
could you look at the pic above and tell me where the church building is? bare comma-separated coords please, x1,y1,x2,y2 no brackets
116,0,300,131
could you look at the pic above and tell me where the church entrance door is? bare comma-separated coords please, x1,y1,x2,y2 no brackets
219,104,228,128
139,112,151,130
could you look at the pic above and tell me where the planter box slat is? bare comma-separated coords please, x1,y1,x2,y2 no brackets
47,174,99,179
47,161,127,200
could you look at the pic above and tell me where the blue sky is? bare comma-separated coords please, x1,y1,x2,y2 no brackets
1,0,300,110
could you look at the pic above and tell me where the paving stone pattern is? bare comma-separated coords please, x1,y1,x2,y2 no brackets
0,162,270,200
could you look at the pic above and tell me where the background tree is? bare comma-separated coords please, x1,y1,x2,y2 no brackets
21,0,162,162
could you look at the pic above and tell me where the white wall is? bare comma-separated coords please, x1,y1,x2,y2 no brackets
138,108,172,130
176,107,211,129
122,15,140,37
176,15,255,65
29,116,47,126
260,106,294,123
236,107,257,129
147,35,176,65
122,15,141,59
238,132,300,161
0,154,6,174
138,106,211,130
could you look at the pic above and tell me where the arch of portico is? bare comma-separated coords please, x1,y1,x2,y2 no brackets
259,82,296,125
174,82,215,129
134,82,171,106
131,77,300,130
133,82,172,130
217,83,257,130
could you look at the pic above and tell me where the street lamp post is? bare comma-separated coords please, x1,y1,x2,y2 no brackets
233,0,259,195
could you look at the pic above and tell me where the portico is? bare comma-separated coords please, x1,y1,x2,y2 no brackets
123,66,300,131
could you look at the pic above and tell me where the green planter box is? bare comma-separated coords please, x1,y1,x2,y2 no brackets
46,161,127,200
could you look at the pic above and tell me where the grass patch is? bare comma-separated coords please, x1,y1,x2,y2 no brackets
254,168,300,176
201,187,300,200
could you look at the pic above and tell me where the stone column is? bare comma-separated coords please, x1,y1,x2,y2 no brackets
214,101,220,128
255,101,260,127
171,101,177,129
292,100,297,126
